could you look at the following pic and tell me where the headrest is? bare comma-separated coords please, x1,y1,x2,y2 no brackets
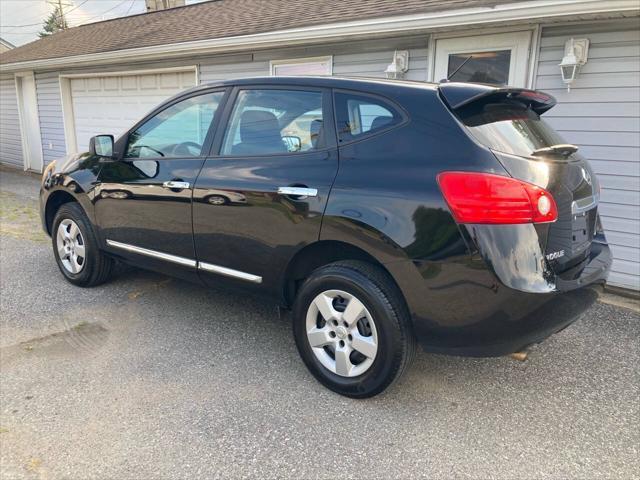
370,115,393,131
310,119,323,148
240,110,281,143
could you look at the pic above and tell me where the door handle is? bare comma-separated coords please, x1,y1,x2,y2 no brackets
163,180,190,189
277,186,318,198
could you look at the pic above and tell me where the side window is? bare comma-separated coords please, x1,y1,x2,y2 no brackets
221,89,324,156
334,92,402,142
126,91,224,159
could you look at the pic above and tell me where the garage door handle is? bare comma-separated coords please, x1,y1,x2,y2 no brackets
163,180,190,189
277,186,317,197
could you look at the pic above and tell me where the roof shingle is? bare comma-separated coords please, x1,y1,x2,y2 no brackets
1,0,526,65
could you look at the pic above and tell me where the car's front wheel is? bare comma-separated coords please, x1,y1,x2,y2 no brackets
52,202,114,287
293,261,415,398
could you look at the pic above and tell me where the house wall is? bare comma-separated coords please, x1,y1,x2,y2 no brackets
535,20,640,290
0,74,24,168
2,20,638,289
198,37,429,82
35,71,67,167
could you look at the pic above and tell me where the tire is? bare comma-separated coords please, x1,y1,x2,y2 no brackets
52,202,114,287
292,260,415,398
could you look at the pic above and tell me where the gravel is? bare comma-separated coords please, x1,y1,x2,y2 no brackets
1,167,639,479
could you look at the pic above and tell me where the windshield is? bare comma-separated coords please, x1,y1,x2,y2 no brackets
461,103,568,158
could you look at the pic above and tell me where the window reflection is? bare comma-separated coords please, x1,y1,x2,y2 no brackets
447,50,511,84
464,106,567,158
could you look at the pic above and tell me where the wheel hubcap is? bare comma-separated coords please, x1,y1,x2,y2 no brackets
305,289,378,378
56,219,86,274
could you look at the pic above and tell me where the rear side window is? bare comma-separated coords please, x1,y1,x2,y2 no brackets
458,103,567,158
334,92,403,142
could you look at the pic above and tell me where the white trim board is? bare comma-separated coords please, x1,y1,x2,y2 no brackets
432,30,533,87
270,56,333,75
14,72,44,172
2,0,638,72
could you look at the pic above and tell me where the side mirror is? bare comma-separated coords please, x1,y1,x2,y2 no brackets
89,135,114,157
282,135,302,153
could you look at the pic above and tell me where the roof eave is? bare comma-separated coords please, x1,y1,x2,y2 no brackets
1,0,638,72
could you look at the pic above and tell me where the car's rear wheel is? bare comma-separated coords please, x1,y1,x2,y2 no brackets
52,203,114,287
293,260,415,398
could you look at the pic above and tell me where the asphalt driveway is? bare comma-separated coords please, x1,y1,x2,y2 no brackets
1,166,639,479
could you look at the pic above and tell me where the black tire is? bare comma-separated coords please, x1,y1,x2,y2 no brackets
292,260,415,398
52,202,114,287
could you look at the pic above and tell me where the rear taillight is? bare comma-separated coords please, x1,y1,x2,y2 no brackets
437,172,558,224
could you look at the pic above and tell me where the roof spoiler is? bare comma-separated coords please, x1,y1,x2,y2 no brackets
439,82,557,115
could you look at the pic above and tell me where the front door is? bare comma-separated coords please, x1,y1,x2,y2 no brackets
95,89,227,276
193,86,338,291
433,31,532,87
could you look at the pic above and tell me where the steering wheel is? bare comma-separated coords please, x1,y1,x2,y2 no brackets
171,141,202,156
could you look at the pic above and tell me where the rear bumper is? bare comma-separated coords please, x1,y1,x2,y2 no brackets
386,238,611,357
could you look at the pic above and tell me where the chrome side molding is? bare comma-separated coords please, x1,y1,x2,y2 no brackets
106,239,197,267
198,262,262,283
105,239,262,283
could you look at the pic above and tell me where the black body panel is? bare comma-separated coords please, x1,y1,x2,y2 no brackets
39,76,612,358
192,85,339,292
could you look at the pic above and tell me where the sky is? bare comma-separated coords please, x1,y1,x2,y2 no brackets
1,0,207,47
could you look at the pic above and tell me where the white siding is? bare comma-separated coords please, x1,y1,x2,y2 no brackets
0,75,23,167
200,59,270,82
35,72,66,167
199,38,428,83
536,21,640,290
334,47,428,80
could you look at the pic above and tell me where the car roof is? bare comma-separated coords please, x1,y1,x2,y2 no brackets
184,75,440,94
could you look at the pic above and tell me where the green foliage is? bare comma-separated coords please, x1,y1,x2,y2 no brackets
38,5,68,38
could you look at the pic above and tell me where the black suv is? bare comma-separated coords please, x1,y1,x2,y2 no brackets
40,77,611,397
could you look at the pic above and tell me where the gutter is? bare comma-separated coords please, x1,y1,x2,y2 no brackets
1,0,638,72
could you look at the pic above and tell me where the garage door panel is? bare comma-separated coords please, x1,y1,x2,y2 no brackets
103,77,119,91
70,70,196,151
160,72,180,88
140,75,159,89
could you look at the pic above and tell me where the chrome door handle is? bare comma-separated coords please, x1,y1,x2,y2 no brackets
277,186,318,198
163,180,190,189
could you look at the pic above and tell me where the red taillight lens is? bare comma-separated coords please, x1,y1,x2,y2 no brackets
437,172,558,224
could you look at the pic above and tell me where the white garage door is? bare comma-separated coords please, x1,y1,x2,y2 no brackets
70,70,197,151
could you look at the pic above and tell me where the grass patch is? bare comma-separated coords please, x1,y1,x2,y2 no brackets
0,191,47,243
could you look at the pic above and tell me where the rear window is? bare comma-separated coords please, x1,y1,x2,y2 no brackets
334,92,403,143
458,103,567,158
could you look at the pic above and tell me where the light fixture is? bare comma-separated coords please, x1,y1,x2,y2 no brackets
385,50,409,79
559,38,589,91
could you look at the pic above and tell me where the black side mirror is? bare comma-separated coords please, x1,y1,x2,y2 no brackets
89,135,114,157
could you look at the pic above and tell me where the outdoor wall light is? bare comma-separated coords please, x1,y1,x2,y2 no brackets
385,50,409,79
559,38,589,91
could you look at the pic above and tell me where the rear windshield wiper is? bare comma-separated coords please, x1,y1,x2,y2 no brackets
531,144,578,157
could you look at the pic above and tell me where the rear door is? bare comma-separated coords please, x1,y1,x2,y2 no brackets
96,89,227,277
192,86,338,290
